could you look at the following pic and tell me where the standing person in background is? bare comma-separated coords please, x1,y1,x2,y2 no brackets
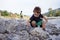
20,11,23,19
27,6,48,31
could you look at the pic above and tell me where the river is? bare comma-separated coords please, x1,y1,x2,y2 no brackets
48,19,60,28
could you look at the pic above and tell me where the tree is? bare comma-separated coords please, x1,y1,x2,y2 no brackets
55,10,60,16
48,8,53,17
1,10,9,16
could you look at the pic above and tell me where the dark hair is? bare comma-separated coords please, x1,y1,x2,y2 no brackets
33,7,41,12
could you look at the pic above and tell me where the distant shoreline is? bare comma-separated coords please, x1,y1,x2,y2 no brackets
47,17,60,20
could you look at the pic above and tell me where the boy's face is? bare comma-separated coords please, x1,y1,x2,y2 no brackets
33,11,40,17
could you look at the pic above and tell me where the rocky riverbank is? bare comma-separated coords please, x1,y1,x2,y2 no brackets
0,18,60,40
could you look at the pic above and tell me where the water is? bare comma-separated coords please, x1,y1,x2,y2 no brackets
48,19,60,28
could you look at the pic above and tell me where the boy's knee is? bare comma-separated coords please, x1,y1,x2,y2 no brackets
31,21,36,25
31,21,37,27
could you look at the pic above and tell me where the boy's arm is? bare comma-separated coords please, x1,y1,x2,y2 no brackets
27,15,33,26
43,16,48,23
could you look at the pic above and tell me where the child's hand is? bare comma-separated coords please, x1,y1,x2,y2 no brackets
43,16,48,24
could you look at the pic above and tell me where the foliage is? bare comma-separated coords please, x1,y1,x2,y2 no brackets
44,8,60,17
55,10,60,16
0,10,20,17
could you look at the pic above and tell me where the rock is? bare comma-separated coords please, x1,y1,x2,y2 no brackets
6,30,29,40
0,19,7,33
46,22,57,29
46,22,60,36
30,27,49,40
0,34,7,40
19,30,29,40
50,29,60,36
29,35,40,40
6,33,20,40
0,18,60,40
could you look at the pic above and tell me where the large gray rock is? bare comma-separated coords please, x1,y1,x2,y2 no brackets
30,27,49,40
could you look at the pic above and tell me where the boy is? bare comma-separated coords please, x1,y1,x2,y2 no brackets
27,6,48,30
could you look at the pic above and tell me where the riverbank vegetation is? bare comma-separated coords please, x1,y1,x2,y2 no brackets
43,8,60,17
0,10,30,20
